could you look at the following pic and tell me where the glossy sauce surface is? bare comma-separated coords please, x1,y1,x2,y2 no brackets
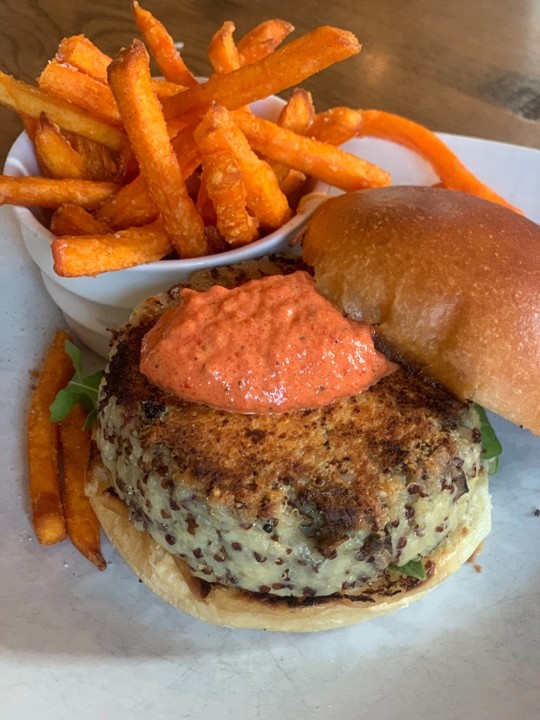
140,271,394,413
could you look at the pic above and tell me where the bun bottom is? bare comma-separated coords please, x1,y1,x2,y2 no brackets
87,460,491,632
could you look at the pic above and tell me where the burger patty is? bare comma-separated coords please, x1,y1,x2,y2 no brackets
95,257,487,598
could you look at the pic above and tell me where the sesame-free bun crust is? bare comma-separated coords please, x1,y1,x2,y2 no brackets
87,456,490,633
303,187,540,435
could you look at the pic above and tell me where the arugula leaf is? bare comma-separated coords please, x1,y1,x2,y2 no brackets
474,403,502,475
388,559,426,581
49,340,102,430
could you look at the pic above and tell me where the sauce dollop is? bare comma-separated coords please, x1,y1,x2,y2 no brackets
140,271,394,413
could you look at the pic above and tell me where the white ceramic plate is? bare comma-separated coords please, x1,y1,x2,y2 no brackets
1,135,539,720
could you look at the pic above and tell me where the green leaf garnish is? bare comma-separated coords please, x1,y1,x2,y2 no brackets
49,340,102,430
388,559,426,581
474,403,502,475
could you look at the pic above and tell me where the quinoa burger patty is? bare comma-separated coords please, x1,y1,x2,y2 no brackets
89,257,491,631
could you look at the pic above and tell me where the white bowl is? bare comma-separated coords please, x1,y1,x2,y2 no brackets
5,94,328,357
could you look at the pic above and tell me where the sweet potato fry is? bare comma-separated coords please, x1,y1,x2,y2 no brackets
51,204,111,236
52,220,173,276
275,168,306,197
237,19,295,66
20,114,50,176
0,70,125,150
96,122,200,229
195,103,291,229
57,35,111,83
170,122,202,177
19,113,39,143
278,88,315,134
68,134,119,182
132,0,197,87
357,110,521,212
95,174,157,229
209,21,240,74
308,106,363,145
60,404,106,570
34,114,88,180
0,176,118,209
201,149,259,245
39,60,122,126
162,26,360,119
27,330,74,545
114,142,139,185
234,110,391,191
271,88,313,195
165,115,194,139
56,36,186,99
153,78,188,98
108,40,207,256
195,178,217,226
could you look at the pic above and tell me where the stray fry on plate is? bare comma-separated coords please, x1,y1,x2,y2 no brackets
357,110,521,213
29,336,107,566
60,404,106,570
27,330,74,545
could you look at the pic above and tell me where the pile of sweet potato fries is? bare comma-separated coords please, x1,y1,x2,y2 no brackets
0,2,400,277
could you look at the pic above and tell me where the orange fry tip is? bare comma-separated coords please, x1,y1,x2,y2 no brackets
32,501,68,545
89,550,107,571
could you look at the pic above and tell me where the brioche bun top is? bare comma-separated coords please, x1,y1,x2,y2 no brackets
302,186,540,434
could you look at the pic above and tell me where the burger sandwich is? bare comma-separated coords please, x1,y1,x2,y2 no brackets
87,186,540,632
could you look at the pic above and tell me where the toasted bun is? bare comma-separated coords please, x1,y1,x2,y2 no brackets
87,454,490,632
302,187,540,435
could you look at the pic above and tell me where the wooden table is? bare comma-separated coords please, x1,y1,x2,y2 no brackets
1,0,539,162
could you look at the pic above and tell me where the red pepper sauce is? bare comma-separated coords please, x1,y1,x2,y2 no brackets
140,271,395,413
